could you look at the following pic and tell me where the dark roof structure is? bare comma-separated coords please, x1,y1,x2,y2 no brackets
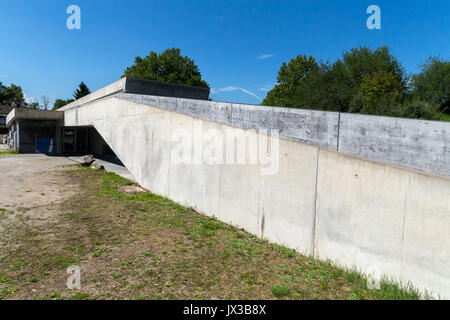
0,105,14,115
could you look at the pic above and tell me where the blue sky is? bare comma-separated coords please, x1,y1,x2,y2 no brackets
0,0,449,106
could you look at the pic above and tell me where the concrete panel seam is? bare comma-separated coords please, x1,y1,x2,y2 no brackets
312,147,320,257
336,112,341,152
230,104,234,127
218,162,222,220
167,114,172,198
400,172,410,278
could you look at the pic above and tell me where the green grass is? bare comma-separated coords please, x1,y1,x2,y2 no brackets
0,168,431,300
440,114,450,122
0,150,18,155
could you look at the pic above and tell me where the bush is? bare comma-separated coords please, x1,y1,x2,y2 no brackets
390,100,442,120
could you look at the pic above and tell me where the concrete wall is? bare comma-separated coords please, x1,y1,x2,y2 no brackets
58,77,210,112
64,96,450,298
338,113,450,177
6,108,64,127
58,78,127,111
116,93,340,150
114,93,450,178
315,150,450,297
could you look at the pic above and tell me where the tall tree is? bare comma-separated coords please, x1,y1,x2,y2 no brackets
122,48,209,88
333,46,406,113
73,82,91,100
0,82,25,107
53,98,74,110
262,55,320,109
412,56,450,114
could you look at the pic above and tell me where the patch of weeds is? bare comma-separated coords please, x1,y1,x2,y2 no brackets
271,284,291,298
221,251,230,260
70,292,92,300
240,272,260,285
164,292,176,299
373,279,426,300
49,292,62,300
273,243,296,257
92,247,112,258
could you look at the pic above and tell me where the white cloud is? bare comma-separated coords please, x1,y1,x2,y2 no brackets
211,86,262,100
256,54,274,60
0,74,7,78
24,94,37,105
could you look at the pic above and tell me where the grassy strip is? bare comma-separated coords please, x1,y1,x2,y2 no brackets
440,114,450,122
0,150,18,155
0,167,431,300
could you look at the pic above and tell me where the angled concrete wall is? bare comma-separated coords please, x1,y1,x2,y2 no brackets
64,96,450,298
116,93,450,178
116,93,340,150
338,113,450,177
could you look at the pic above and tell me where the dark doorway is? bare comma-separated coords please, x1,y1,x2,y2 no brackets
63,128,75,152
76,128,88,153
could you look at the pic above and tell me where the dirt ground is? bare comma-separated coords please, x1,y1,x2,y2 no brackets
0,154,79,229
0,154,422,300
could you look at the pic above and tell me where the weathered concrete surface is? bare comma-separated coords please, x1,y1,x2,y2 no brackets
315,150,407,283
58,78,126,111
63,85,450,178
6,108,64,127
63,95,450,298
314,150,450,297
58,77,210,112
338,113,450,177
260,139,318,255
116,93,450,178
116,93,340,150
402,172,450,298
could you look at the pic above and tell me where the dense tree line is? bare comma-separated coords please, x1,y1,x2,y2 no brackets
262,46,449,120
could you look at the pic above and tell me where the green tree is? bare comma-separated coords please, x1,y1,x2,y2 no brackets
73,82,91,100
353,70,404,115
53,98,75,110
331,46,406,112
0,82,25,107
122,48,209,88
262,55,320,108
412,56,450,114
263,47,406,113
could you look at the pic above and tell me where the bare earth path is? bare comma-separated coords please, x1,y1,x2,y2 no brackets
0,154,423,300
0,154,79,230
